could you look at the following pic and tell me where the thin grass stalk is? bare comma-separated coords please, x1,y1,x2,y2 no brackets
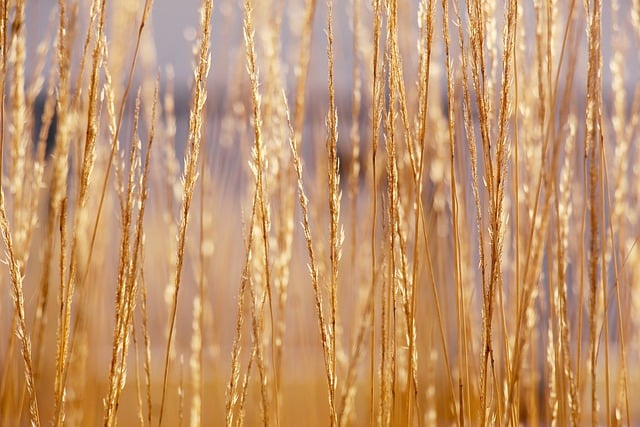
384,1,423,421
105,80,157,426
54,198,68,425
225,111,275,425
339,1,364,422
284,93,334,425
325,1,341,424
104,89,143,426
0,0,7,179
0,4,6,411
260,0,293,404
381,44,396,427
385,2,427,420
226,7,276,427
489,0,517,419
486,0,516,421
242,0,280,424
225,209,256,427
512,1,522,400
225,199,257,426
547,6,582,417
53,0,106,422
246,255,272,426
0,123,40,427
227,172,277,426
406,1,435,423
158,0,213,424
414,1,458,422
369,1,384,424
440,0,465,424
582,0,604,423
452,1,488,422
237,346,257,427
555,118,580,427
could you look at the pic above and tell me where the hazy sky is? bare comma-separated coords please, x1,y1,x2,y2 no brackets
22,1,639,100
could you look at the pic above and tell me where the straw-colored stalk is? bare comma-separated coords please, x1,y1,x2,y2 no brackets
158,0,213,424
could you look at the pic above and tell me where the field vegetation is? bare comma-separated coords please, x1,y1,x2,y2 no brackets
1,0,639,425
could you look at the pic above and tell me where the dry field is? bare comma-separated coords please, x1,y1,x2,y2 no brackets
1,0,639,425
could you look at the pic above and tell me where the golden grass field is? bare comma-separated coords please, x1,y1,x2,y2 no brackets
1,0,639,425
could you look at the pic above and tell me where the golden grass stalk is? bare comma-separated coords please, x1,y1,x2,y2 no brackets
582,0,605,424
0,156,40,426
257,0,293,407
229,1,281,425
368,0,384,423
284,91,335,425
104,89,144,426
325,1,341,424
226,239,251,426
226,117,275,425
53,0,106,422
104,79,158,425
440,0,466,424
139,79,159,427
383,1,413,421
453,1,487,420
553,117,580,426
224,104,269,426
158,0,213,424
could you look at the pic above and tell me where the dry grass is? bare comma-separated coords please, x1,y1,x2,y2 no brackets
2,0,640,425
